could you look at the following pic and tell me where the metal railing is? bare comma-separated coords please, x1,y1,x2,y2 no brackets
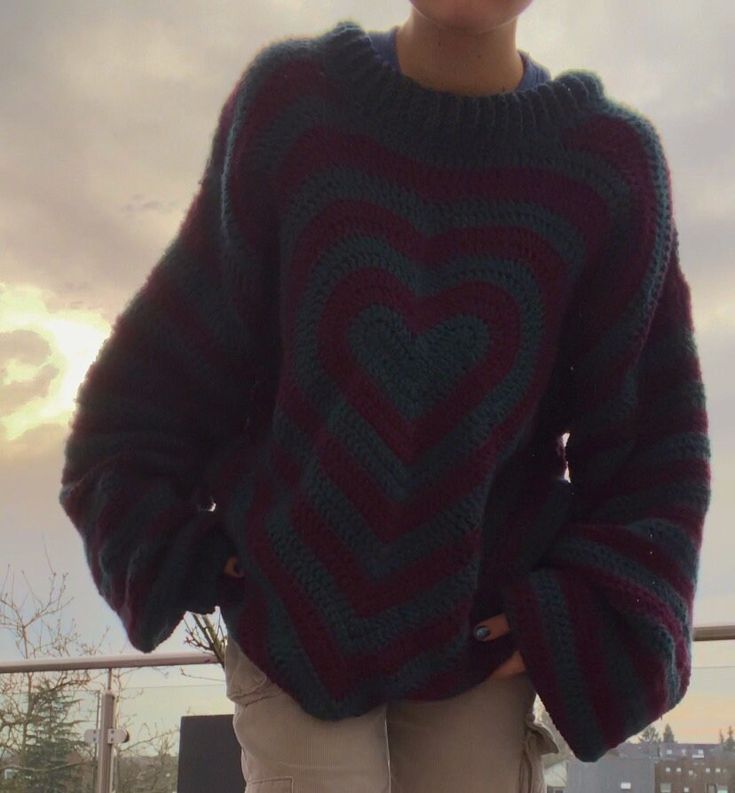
689,622,735,642
0,622,733,793
0,650,221,793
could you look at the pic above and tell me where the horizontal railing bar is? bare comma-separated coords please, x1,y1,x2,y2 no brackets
0,623,733,674
692,623,735,642
0,651,219,673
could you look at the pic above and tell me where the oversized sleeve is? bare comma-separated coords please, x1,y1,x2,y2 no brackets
57,58,279,653
499,119,712,762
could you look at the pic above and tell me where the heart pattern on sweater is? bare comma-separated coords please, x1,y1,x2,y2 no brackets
316,266,519,466
350,305,489,421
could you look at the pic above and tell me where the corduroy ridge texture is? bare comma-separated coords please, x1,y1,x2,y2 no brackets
59,19,712,763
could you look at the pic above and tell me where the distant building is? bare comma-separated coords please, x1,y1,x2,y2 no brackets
542,740,735,792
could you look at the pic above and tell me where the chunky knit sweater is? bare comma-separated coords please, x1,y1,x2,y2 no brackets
58,19,711,763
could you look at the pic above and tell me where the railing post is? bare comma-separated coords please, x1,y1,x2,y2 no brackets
96,688,115,793
87,668,129,793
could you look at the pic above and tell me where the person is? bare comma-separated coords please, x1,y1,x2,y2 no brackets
58,0,712,791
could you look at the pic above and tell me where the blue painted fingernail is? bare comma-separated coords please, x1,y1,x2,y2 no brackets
474,625,490,640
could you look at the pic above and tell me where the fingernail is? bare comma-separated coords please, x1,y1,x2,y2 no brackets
474,625,491,640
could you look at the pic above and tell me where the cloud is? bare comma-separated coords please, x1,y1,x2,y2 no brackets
0,282,109,452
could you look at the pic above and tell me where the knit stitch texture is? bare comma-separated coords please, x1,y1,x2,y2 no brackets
58,19,712,763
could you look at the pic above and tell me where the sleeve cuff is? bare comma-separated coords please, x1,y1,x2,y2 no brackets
182,520,238,615
500,570,604,762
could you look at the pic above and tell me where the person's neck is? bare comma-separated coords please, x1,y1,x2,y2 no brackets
395,12,524,97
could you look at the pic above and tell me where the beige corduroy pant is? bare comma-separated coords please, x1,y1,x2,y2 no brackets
224,635,558,793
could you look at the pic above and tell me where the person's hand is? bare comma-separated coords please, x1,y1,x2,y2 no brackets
223,555,245,578
473,612,527,679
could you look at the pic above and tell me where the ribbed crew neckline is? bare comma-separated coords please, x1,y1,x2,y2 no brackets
317,19,607,151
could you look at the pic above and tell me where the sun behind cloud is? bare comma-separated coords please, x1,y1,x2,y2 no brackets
0,281,110,450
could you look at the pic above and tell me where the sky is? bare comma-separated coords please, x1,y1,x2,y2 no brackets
1,0,734,748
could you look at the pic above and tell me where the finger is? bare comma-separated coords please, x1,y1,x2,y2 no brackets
489,650,526,679
488,654,515,680
508,649,527,675
224,556,245,578
473,612,510,641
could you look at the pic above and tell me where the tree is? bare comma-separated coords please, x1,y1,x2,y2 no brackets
116,730,179,793
662,723,675,743
637,724,661,746
722,726,735,751
180,612,227,674
21,679,87,793
0,554,107,792
0,544,190,793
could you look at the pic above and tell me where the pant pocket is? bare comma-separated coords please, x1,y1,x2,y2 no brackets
245,778,293,792
518,710,559,793
224,636,280,707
